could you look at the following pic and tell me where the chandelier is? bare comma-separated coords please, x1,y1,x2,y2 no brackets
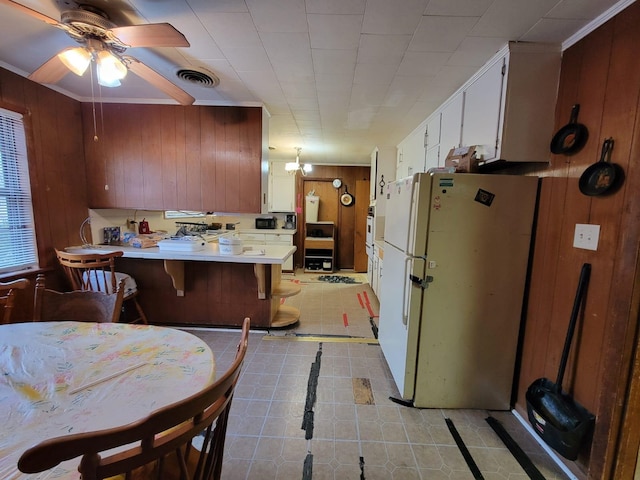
285,148,312,175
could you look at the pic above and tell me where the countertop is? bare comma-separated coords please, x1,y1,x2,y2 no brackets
66,243,297,265
233,228,296,235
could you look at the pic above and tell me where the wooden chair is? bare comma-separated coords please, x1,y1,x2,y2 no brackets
55,249,148,324
0,278,30,324
18,317,250,480
33,274,126,324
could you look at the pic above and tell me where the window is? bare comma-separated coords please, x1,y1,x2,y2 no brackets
0,107,38,274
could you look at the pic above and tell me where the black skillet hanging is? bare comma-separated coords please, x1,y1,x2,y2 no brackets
340,185,354,206
579,138,623,196
550,104,589,155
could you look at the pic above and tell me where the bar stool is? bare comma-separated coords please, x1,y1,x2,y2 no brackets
55,249,148,324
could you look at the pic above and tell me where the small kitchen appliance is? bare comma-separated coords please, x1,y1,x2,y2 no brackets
102,227,121,245
284,214,296,230
255,217,277,229
138,219,151,234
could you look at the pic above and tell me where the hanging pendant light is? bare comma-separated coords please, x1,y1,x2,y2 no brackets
285,147,312,175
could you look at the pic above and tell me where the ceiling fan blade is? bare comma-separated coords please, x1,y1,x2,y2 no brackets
0,0,60,27
28,54,69,84
110,24,190,48
125,56,194,106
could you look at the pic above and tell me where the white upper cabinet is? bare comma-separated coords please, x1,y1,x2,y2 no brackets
396,120,427,179
267,161,295,212
461,58,504,162
461,42,561,165
439,93,464,161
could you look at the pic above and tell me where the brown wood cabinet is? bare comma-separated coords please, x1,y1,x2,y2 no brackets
82,104,263,213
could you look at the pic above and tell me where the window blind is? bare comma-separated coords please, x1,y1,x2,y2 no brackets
0,107,38,274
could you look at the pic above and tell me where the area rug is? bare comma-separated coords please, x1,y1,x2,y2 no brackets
317,275,362,284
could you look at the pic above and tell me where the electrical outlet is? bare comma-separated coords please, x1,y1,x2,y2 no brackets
573,224,600,251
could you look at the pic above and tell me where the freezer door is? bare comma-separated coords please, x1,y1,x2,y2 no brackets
383,176,414,251
383,173,432,257
378,242,425,400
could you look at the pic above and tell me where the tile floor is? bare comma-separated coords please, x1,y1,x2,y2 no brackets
185,271,573,480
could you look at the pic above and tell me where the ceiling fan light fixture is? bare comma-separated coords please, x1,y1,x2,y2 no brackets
285,162,299,171
96,50,127,87
58,47,91,76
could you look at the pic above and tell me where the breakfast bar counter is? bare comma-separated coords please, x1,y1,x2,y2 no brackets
66,243,298,329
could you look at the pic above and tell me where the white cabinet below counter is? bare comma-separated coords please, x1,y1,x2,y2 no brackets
238,231,295,271
368,243,383,299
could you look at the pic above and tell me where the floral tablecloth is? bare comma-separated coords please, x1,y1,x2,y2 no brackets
0,321,215,479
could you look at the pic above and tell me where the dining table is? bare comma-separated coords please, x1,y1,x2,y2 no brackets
0,321,215,479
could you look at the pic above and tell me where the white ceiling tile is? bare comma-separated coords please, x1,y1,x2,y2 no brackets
246,0,308,33
357,34,412,65
315,73,355,93
424,0,494,17
305,0,366,15
521,18,589,43
350,83,389,106
546,0,619,19
260,32,312,64
222,47,273,71
445,37,509,66
312,49,357,74
354,63,397,85
187,0,249,14
409,16,480,52
198,13,262,48
308,14,363,50
397,51,451,76
362,0,429,34
469,0,561,38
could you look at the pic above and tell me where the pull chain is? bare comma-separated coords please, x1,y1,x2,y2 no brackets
89,59,98,142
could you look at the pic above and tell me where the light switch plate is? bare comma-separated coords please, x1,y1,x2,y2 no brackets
573,224,600,250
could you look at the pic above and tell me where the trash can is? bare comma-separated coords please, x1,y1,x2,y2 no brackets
306,195,319,223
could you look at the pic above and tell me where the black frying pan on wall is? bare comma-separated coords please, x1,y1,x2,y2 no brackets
578,138,623,196
340,185,354,206
550,104,589,155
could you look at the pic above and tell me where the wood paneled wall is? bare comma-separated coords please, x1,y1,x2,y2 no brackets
294,165,370,270
82,104,262,213
507,3,640,478
0,68,88,319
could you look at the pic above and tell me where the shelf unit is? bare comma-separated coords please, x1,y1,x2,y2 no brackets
304,221,335,273
269,265,301,328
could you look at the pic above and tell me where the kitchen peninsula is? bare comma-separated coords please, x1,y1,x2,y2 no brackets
67,242,297,329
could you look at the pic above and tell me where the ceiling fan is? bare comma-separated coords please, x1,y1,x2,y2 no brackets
0,0,195,105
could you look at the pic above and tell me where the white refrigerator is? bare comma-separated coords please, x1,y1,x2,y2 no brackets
378,172,538,409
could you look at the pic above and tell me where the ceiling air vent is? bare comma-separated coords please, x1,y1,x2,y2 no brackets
176,68,220,88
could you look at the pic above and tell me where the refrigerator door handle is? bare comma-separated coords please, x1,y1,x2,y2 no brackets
409,274,434,289
401,256,412,326
404,175,420,254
